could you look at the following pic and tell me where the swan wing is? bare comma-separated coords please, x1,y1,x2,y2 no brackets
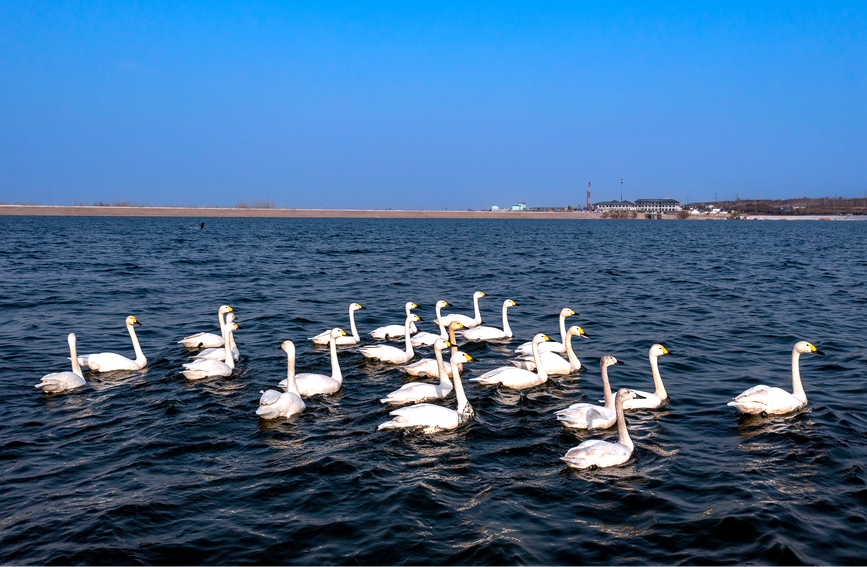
562,440,631,469
471,366,543,389
179,332,223,348
411,332,441,347
257,391,305,418
308,329,331,344
401,358,438,377
359,345,410,364
728,385,803,414
378,403,459,430
80,352,142,372
181,359,232,379
515,341,565,354
621,389,665,410
36,371,85,392
258,389,283,406
462,326,507,341
438,313,477,328
295,373,341,396
380,382,450,404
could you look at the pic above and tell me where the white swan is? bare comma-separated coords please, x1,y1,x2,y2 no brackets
35,333,86,393
437,291,485,328
279,328,347,396
555,355,622,429
378,351,474,433
370,302,419,339
310,303,364,346
461,299,516,342
411,300,451,347
512,325,588,375
257,340,306,419
77,315,147,372
194,312,240,361
402,321,471,377
181,321,239,380
622,344,671,410
561,389,644,470
360,315,420,364
470,334,551,390
382,339,472,405
515,308,576,354
727,341,824,415
179,305,234,348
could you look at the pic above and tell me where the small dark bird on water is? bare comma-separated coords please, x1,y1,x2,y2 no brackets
200,222,205,229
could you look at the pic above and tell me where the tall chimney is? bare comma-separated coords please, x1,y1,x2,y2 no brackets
587,182,591,210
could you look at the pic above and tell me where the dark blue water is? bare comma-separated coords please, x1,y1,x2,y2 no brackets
1,217,866,565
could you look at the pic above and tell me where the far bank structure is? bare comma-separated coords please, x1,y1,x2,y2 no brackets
490,198,682,213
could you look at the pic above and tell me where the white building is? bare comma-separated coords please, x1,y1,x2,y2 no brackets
593,200,635,212
634,198,681,213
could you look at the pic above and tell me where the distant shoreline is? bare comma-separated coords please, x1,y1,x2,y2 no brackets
0,205,863,220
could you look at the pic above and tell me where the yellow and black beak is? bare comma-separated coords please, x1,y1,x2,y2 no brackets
811,345,825,355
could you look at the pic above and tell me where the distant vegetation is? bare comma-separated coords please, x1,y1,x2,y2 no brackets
691,196,867,216
601,210,637,219
235,200,276,209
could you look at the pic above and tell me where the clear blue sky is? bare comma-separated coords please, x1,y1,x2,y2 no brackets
1,2,865,208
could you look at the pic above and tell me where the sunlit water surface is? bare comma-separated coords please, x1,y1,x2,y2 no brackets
1,217,866,564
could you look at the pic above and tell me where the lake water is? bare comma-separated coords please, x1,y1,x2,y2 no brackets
1,217,866,564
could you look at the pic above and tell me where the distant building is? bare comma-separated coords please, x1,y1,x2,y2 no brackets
491,205,500,211
511,202,527,211
593,200,635,212
634,198,681,213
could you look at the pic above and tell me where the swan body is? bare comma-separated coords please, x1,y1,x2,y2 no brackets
378,352,474,433
360,315,420,364
36,333,86,393
77,315,147,372
194,313,240,361
257,341,306,419
402,321,470,377
383,339,472,405
310,303,364,345
515,308,576,354
622,344,671,410
179,305,233,348
513,325,588,375
279,329,347,396
561,389,644,469
728,341,824,415
181,321,239,380
411,300,451,347
462,299,516,342
437,291,485,329
556,355,621,429
370,302,418,339
471,334,550,390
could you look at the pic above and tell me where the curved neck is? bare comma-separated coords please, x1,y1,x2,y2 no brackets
403,319,414,357
649,354,667,400
435,305,447,337
601,365,614,410
501,305,512,337
559,314,567,343
791,349,806,401
223,327,235,370
329,336,342,384
472,295,482,323
284,352,299,395
348,309,359,341
69,338,83,377
615,395,634,450
127,322,146,365
532,339,548,381
565,333,579,369
434,346,452,387
451,359,471,417
218,310,227,332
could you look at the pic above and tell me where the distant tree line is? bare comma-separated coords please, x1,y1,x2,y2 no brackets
691,196,867,215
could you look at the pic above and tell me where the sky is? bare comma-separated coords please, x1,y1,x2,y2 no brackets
1,2,865,209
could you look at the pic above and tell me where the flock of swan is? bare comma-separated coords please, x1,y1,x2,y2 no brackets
35,292,825,470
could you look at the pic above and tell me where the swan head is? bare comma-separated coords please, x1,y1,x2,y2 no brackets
405,302,418,311
280,340,296,357
219,305,234,314
436,300,450,309
225,312,237,324
568,325,589,339
504,299,517,308
600,355,622,369
67,333,76,347
473,291,486,299
330,328,347,339
448,321,465,331
126,315,141,327
615,388,644,403
532,333,550,344
350,303,363,311
650,343,669,357
450,352,470,366
230,322,241,331
795,341,825,355
434,338,451,351
561,308,576,317
459,353,472,362
407,314,421,323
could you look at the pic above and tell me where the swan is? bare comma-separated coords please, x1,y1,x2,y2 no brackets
411,300,451,347
257,340,306,419
402,321,471,377
179,305,234,348
360,314,420,364
727,341,824,415
35,333,86,393
622,344,671,410
515,308,576,355
194,312,240,361
382,339,472,405
470,334,551,390
378,351,475,433
512,325,588,375
437,291,485,328
461,299,516,342
310,303,364,345
278,328,347,396
77,315,147,372
561,389,645,470
555,355,623,429
370,302,419,339
181,321,240,380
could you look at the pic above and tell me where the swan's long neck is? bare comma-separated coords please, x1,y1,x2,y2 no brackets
218,309,227,333
68,336,83,378
434,345,452,387
284,352,299,395
403,318,414,357
349,309,359,341
451,358,472,419
649,354,667,400
565,333,580,370
448,327,458,360
472,295,482,324
601,365,614,410
559,313,567,344
329,335,342,385
501,304,512,337
791,348,806,402
223,326,235,370
128,322,146,366
532,339,548,382
435,304,447,337
615,394,634,451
